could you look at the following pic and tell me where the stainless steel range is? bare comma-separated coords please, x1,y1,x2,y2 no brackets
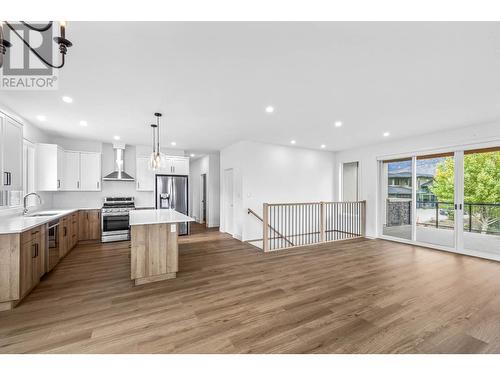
101,197,135,242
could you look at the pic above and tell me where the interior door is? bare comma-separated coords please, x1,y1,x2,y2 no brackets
224,169,234,235
342,162,359,201
201,173,207,224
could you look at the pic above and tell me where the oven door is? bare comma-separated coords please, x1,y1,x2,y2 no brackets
102,213,130,235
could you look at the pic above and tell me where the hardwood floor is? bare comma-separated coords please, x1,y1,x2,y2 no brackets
1,226,500,354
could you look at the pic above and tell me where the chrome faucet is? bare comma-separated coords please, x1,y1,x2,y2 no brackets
23,192,42,215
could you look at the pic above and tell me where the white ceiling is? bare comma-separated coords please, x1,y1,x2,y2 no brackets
1,21,500,153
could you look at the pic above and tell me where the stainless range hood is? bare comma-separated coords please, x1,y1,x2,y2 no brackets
103,144,135,181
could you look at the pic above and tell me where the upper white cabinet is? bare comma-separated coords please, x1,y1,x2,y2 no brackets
165,156,189,176
135,155,189,191
63,151,80,190
80,152,101,191
1,113,23,191
36,144,65,191
38,144,101,192
136,157,154,191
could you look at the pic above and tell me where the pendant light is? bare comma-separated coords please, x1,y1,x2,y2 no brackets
148,112,164,170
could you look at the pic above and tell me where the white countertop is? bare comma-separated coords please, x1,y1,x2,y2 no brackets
129,209,195,226
0,209,80,234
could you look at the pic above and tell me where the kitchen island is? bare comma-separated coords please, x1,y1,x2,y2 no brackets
129,209,195,286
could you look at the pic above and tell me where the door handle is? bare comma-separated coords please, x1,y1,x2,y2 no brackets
97,181,100,189
77,181,80,189
32,243,36,258
4,172,11,186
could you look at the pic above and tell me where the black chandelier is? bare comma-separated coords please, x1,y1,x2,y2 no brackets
0,21,73,69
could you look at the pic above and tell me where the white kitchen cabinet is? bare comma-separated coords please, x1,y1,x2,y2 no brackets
63,151,80,191
22,140,36,196
1,113,23,191
136,157,154,191
80,152,101,191
36,143,65,191
165,157,189,175
38,145,101,192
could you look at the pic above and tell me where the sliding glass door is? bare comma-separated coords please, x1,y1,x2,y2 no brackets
381,158,413,240
380,146,500,259
461,148,500,255
415,153,455,248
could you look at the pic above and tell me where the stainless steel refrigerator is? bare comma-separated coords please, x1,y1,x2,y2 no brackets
155,174,189,235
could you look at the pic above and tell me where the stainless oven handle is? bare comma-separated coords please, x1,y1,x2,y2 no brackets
102,212,130,217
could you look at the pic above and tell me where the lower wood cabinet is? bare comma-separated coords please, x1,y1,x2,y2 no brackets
0,223,46,311
59,212,80,259
59,216,70,258
78,209,101,241
70,212,78,248
0,209,100,311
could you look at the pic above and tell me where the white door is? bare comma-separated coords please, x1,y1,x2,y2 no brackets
3,117,23,191
80,152,101,191
63,151,81,191
136,157,154,191
342,162,359,201
223,169,234,235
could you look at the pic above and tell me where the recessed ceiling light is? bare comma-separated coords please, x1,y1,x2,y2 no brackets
265,106,275,114
190,153,195,157
290,140,296,145
171,141,177,146
62,96,73,103
113,135,120,140
36,115,46,121
79,120,88,127
383,132,390,137
334,121,342,128
321,144,326,149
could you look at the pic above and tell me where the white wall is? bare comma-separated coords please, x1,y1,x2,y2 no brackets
220,141,335,241
334,121,500,238
189,152,220,227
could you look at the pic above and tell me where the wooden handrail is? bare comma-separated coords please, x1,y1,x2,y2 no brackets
248,208,294,246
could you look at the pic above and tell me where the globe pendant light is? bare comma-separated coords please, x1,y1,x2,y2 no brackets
148,112,164,170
